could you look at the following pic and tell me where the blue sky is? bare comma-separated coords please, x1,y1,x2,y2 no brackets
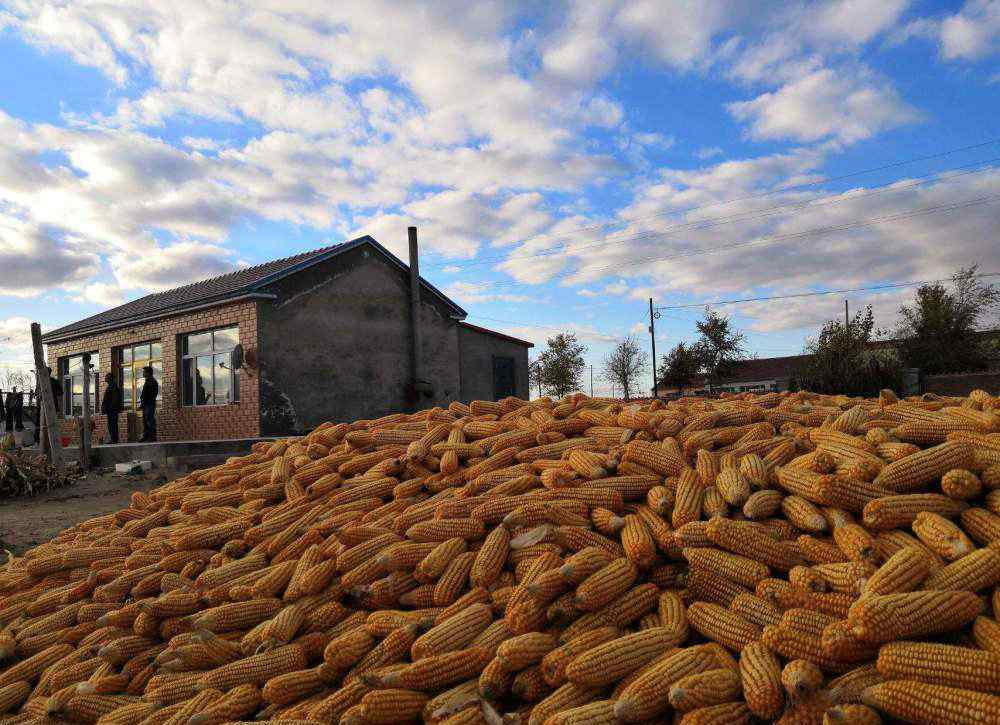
0,1,998,394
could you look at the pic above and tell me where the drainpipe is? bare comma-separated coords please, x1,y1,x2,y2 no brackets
408,227,429,403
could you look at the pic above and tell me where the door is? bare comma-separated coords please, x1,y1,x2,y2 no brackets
493,356,515,400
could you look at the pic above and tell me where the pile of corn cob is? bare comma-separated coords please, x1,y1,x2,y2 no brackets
2,389,1000,725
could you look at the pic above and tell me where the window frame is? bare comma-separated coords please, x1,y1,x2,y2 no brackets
60,352,100,418
180,326,240,408
116,340,163,412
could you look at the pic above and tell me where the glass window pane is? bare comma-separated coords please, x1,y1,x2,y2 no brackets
182,358,193,406
68,357,82,373
135,375,145,406
122,347,132,365
122,367,133,408
196,355,213,405
213,327,238,352
134,345,149,361
186,333,212,357
91,352,100,372
72,392,82,417
150,342,162,361
72,377,83,395
214,353,232,404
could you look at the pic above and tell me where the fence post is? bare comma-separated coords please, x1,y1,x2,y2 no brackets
30,323,62,466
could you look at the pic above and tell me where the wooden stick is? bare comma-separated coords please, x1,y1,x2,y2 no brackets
30,322,62,466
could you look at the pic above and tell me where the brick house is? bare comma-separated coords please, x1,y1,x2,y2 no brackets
42,236,532,442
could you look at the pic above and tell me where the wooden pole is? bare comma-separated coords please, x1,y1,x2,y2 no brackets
80,352,92,470
649,298,658,399
30,323,62,466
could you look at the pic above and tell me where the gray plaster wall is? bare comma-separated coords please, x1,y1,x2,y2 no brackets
256,245,461,434
458,325,531,402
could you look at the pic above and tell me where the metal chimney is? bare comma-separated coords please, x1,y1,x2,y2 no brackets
408,226,424,388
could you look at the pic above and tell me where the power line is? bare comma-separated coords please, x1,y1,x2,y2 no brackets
470,192,1000,291
423,137,1000,268
657,272,1000,310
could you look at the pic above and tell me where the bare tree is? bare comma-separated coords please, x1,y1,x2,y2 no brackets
0,367,31,393
602,336,648,401
528,358,543,399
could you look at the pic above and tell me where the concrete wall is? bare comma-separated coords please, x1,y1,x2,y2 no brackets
458,325,531,402
922,370,1000,396
257,245,462,434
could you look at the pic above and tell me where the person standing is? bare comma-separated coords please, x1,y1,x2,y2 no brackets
101,373,123,444
11,388,23,431
139,366,159,442
2,390,13,433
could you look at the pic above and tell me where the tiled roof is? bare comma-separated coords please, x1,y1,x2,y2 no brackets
459,321,534,347
43,236,467,342
43,245,342,342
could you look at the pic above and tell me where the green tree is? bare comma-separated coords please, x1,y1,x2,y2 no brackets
896,266,1000,374
538,333,587,398
602,336,648,401
694,308,746,391
797,305,902,396
659,342,701,394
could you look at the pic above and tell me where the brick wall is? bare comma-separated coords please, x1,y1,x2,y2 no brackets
46,301,260,442
922,370,1000,397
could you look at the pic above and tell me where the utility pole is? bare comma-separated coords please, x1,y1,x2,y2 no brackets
590,366,593,397
648,298,659,399
845,300,849,329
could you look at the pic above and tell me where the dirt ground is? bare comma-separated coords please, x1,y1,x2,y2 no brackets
0,467,182,555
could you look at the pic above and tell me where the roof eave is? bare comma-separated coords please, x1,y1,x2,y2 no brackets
41,292,277,345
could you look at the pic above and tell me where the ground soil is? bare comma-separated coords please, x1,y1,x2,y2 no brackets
0,467,181,555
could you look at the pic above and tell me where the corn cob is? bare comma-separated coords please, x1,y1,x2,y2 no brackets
688,602,761,651
862,680,1000,725
847,590,983,643
563,627,683,687
876,641,1000,691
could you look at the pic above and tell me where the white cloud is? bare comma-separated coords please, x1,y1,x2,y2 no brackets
695,146,724,159
939,0,1000,60
0,217,100,297
0,316,35,364
182,136,222,151
76,282,126,308
808,0,912,45
111,242,235,291
442,281,534,305
728,69,919,144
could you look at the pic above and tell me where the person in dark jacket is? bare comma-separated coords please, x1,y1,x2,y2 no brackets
2,390,12,433
11,388,23,431
139,366,159,442
101,373,123,444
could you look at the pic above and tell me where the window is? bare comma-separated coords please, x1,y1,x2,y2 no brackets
60,352,100,417
119,341,163,411
181,326,240,406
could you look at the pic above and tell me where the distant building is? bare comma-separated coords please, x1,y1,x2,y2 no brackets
43,236,532,442
656,329,1000,397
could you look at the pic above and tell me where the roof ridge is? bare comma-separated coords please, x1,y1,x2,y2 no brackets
144,243,338,300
